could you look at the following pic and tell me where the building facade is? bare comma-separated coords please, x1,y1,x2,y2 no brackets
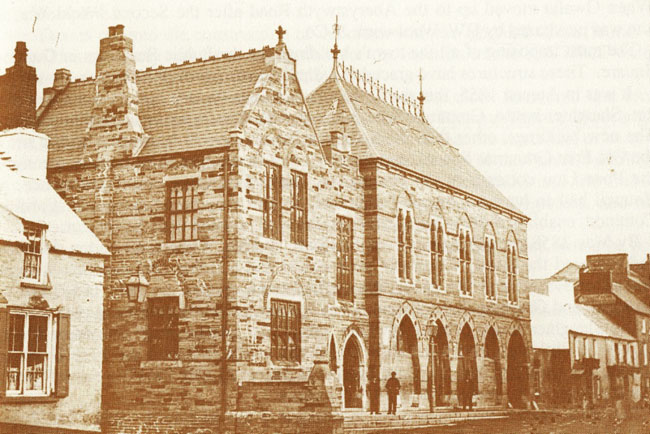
575,253,650,402
0,43,109,433
36,25,532,433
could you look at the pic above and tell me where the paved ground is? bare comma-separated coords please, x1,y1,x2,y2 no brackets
372,407,650,433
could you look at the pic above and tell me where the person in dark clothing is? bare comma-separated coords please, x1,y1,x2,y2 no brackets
461,370,473,411
386,371,401,415
367,376,380,414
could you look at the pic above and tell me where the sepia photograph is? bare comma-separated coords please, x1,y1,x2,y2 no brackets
0,0,649,433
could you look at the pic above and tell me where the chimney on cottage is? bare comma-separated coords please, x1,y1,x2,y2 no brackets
53,68,71,90
86,24,147,161
0,42,37,131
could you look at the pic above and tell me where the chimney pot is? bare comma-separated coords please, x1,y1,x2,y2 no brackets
115,24,125,35
14,41,27,66
108,26,116,37
53,68,71,90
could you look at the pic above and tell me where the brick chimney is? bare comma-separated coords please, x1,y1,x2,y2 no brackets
85,25,147,161
0,42,37,131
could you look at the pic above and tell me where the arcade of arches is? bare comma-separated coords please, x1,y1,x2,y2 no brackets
367,316,531,411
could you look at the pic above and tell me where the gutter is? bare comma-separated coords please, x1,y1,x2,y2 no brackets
220,149,230,429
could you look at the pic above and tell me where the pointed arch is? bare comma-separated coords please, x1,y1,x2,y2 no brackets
394,190,418,223
342,330,366,408
506,230,519,252
259,126,282,150
428,202,448,232
453,311,478,355
456,212,474,238
283,138,312,171
390,302,423,352
505,320,530,352
263,263,306,311
483,222,497,248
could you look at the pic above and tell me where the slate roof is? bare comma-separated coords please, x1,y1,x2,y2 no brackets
307,68,525,217
0,165,109,256
530,291,635,350
38,49,272,168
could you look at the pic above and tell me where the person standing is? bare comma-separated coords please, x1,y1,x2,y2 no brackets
386,371,401,415
367,376,380,414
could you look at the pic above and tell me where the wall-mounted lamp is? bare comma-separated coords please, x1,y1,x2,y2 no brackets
126,267,149,303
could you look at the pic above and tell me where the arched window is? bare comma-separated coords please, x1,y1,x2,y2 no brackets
459,228,472,295
430,220,444,289
397,208,413,282
507,243,518,304
484,236,496,300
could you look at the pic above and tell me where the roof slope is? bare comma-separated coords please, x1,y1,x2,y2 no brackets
38,49,271,167
530,292,635,350
307,69,524,217
0,167,109,256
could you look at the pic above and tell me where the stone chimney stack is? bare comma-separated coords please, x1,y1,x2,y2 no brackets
0,42,37,130
53,68,71,90
85,24,147,161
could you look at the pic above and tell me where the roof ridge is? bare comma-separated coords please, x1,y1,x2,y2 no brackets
336,60,426,123
136,45,272,75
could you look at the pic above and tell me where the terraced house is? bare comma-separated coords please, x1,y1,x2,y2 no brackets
35,24,532,433
0,42,109,434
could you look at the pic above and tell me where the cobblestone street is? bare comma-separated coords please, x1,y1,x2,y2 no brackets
373,408,650,434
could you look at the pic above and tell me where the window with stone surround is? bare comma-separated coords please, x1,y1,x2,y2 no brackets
507,243,518,304
459,228,472,295
148,297,179,360
22,223,44,282
430,220,444,290
263,162,282,241
484,236,496,300
290,171,307,246
4,310,69,397
166,179,198,242
270,299,300,363
336,216,354,301
397,208,413,282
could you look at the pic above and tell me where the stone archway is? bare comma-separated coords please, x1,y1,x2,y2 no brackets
396,315,421,407
428,319,451,406
343,335,363,408
483,327,502,405
507,330,529,408
457,323,479,405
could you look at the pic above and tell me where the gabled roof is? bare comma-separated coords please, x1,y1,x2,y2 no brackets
530,292,635,350
612,282,650,315
0,166,109,256
307,67,525,218
38,48,273,168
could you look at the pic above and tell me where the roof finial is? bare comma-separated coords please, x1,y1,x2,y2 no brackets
331,15,341,63
275,25,286,45
417,68,426,119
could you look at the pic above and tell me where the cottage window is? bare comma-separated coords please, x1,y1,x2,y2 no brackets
148,297,179,360
263,162,282,240
459,228,472,295
430,220,444,289
270,299,300,363
484,236,496,300
22,223,44,281
507,243,518,304
397,209,413,282
643,319,647,334
166,180,198,242
585,338,591,358
644,343,648,366
574,337,581,360
5,310,69,397
290,171,307,246
336,216,354,302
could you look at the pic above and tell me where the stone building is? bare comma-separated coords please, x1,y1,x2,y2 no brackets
307,44,532,411
575,253,650,402
0,43,109,433
35,24,531,433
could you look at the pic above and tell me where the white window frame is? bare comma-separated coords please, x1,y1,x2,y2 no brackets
644,343,648,366
643,319,647,334
506,241,519,305
6,309,56,397
585,338,591,358
574,336,581,360
458,227,472,297
396,207,414,285
429,218,445,292
21,223,48,284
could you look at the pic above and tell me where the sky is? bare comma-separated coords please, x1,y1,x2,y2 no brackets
2,0,649,278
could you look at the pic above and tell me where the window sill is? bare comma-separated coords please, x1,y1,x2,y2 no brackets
430,284,445,293
2,395,58,403
140,360,183,369
485,296,498,304
459,291,473,299
259,236,312,254
161,240,200,250
20,280,52,290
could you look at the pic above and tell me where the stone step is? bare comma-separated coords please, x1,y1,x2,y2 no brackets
344,414,508,433
343,410,508,430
